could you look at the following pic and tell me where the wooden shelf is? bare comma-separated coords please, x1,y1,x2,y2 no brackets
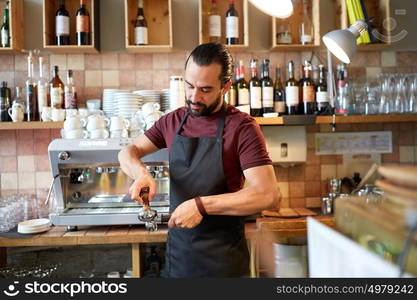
254,114,417,126
125,0,173,53
0,121,64,130
0,0,24,53
271,0,320,51
198,0,249,48
43,0,100,53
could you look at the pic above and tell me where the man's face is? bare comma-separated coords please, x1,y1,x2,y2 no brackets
184,59,227,117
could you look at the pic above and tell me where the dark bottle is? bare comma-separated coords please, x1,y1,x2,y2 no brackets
134,0,148,45
261,59,274,114
236,61,249,106
1,1,10,48
0,81,11,121
56,0,70,46
274,67,286,115
25,54,39,121
353,172,362,188
316,64,330,115
50,66,65,109
249,59,262,116
300,60,316,115
76,0,90,46
225,0,239,45
285,61,299,115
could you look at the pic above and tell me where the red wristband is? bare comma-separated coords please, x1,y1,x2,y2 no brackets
194,196,207,216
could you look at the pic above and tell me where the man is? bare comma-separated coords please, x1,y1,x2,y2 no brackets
118,43,279,278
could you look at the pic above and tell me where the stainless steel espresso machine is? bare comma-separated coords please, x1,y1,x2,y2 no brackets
47,139,170,230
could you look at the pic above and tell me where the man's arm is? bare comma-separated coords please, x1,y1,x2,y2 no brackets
118,134,160,202
168,165,280,228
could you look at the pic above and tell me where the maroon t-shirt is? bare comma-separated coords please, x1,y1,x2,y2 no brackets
145,104,272,192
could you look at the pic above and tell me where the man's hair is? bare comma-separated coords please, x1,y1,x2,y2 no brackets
185,43,233,86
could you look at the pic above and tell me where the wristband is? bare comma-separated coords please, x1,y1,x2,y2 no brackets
194,196,207,216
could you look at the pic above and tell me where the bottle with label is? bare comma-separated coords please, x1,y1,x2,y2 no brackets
276,22,292,45
37,56,50,113
50,66,64,109
300,0,313,45
261,59,274,114
237,61,249,106
56,0,70,46
249,59,262,116
224,65,237,106
225,0,239,45
64,70,77,109
25,53,39,121
208,0,221,43
1,1,10,48
274,67,286,115
76,0,90,46
335,64,350,115
316,64,330,115
0,81,11,121
135,0,148,45
300,60,316,115
285,61,299,115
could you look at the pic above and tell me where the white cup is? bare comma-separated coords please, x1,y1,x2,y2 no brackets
61,129,88,139
109,116,131,131
142,102,161,117
129,117,145,130
88,129,109,139
41,106,52,122
86,114,110,131
50,108,66,122
64,116,87,130
66,109,78,118
110,129,129,139
78,108,89,118
144,111,162,124
8,104,24,122
129,129,144,138
88,109,105,116
86,99,101,110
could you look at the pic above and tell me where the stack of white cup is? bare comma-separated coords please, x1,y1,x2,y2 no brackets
109,116,130,138
61,116,88,139
141,102,162,130
86,114,110,139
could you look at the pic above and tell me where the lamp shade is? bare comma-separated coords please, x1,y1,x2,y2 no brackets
249,0,293,19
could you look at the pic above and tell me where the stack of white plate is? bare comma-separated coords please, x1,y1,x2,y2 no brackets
17,218,51,234
115,92,143,119
133,90,161,106
161,89,171,113
103,89,120,117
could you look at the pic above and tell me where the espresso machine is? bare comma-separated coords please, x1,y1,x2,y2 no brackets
47,138,170,230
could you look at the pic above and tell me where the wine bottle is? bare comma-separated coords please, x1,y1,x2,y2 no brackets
225,0,239,45
76,0,90,46
285,61,299,115
135,0,148,45
37,56,50,114
274,67,286,115
25,53,39,121
50,66,64,109
300,60,316,115
56,0,70,46
249,59,262,117
208,0,221,43
261,59,274,114
1,1,10,48
64,70,77,109
0,81,11,121
300,0,313,45
237,61,249,106
224,65,237,106
316,64,330,115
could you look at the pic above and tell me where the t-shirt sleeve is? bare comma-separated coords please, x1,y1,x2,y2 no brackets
237,118,272,170
144,116,167,149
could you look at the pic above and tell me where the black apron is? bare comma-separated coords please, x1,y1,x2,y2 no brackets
165,106,249,278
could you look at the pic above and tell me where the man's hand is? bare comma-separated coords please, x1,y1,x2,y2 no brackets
168,199,203,229
128,172,157,205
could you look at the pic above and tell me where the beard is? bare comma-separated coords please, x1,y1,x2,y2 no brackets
186,93,223,117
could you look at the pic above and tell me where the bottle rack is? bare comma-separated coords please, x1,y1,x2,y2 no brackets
271,0,320,51
0,0,23,53
198,0,249,50
124,0,173,53
42,0,100,53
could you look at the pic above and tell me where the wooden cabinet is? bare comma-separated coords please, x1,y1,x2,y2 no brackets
43,0,100,53
0,0,23,53
198,0,249,50
124,0,173,53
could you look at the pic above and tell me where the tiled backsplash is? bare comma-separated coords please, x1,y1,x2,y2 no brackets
0,50,417,207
